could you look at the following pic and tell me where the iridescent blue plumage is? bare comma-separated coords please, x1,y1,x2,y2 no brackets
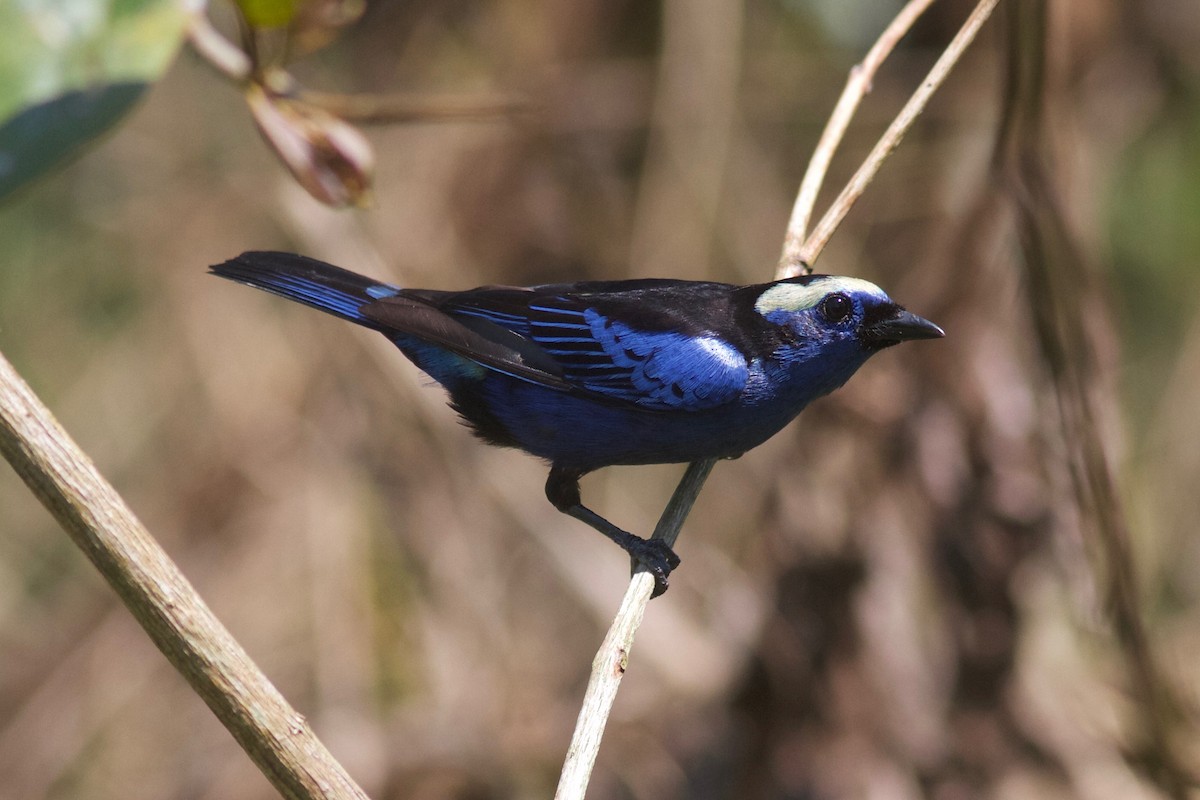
211,251,943,594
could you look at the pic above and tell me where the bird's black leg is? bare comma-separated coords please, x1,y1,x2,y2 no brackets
545,466,681,597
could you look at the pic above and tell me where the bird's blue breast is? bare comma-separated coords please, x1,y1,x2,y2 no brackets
454,340,872,471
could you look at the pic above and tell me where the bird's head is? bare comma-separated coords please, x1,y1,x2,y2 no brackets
751,275,943,378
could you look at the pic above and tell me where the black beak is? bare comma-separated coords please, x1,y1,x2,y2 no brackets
861,307,945,349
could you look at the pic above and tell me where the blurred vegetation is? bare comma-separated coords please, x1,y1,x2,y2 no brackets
1,0,1199,798
0,0,185,199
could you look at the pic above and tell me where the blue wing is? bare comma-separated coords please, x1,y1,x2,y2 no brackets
442,292,749,411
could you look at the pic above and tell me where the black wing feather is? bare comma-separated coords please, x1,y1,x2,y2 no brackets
360,297,571,389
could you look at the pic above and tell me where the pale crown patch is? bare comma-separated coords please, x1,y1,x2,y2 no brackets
754,276,889,316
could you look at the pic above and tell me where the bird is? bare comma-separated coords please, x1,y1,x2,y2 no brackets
211,251,943,596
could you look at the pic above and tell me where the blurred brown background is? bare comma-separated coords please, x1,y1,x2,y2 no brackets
2,0,1199,797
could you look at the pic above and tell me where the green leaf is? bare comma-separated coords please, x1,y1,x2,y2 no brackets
0,0,187,201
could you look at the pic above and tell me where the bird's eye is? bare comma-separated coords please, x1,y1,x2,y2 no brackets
818,293,853,324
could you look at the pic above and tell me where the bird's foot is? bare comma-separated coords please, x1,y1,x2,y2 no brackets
627,538,681,598
551,482,683,597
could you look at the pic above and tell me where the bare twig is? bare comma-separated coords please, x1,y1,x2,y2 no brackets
555,459,716,800
779,0,936,274
781,0,1001,278
558,2,1002,796
0,349,369,800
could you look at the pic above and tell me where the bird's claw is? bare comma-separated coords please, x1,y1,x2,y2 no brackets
629,538,681,598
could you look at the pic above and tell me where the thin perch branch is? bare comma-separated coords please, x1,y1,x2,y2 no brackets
555,459,716,800
0,349,369,800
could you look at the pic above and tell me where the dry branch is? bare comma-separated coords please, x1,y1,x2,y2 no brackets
0,349,369,800
555,459,715,799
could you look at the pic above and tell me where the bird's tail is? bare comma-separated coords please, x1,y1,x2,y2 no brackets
210,251,401,327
